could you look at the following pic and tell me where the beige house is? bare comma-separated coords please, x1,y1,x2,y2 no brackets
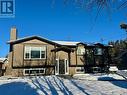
5,27,86,76
5,27,111,77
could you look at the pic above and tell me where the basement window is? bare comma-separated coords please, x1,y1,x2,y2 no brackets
24,46,46,59
24,68,45,75
75,67,84,74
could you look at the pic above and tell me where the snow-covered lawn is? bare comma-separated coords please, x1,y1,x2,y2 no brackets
0,75,127,95
73,73,125,80
117,70,127,79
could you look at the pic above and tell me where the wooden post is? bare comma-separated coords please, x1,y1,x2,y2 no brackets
54,51,56,75
68,52,71,67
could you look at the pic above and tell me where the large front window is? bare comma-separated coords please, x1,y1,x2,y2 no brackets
24,46,46,59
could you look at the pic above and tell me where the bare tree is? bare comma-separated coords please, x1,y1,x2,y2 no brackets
52,0,127,32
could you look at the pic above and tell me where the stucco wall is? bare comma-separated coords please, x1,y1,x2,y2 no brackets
6,38,85,76
12,39,55,67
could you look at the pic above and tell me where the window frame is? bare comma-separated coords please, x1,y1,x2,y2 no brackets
94,47,103,55
75,67,84,74
24,46,46,59
23,68,45,75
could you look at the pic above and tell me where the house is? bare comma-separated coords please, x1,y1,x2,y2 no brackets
0,61,3,76
5,27,111,76
0,58,8,76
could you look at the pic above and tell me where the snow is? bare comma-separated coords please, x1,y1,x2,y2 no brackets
117,70,127,79
0,75,127,95
73,73,125,80
0,58,7,63
53,41,79,46
0,78,38,95
109,66,118,72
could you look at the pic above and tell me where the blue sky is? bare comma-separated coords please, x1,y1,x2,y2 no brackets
0,0,127,57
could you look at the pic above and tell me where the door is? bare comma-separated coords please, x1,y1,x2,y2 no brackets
55,59,69,75
59,59,65,74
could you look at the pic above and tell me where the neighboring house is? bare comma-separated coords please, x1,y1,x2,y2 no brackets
5,27,111,76
0,58,8,76
0,61,2,76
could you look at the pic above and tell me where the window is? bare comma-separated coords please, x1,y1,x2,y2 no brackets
75,67,84,74
41,51,45,58
92,67,101,73
55,59,59,75
94,48,102,55
65,59,69,74
25,46,30,59
24,68,45,75
77,47,85,55
25,53,30,59
24,46,46,59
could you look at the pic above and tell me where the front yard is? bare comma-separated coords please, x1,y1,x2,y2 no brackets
0,74,127,95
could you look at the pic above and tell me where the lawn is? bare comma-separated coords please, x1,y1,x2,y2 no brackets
0,74,127,95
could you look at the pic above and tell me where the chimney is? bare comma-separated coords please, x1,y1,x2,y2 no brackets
10,27,17,41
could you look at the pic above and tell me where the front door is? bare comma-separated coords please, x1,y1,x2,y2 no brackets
55,59,69,75
59,59,65,74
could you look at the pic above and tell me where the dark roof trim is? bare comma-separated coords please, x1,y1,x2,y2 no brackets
94,43,104,46
76,42,87,46
7,36,61,46
77,42,111,47
51,46,74,52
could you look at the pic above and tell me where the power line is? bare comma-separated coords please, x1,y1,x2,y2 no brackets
89,2,104,33
117,1,127,10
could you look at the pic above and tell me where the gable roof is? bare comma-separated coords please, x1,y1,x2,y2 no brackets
7,35,110,47
7,36,79,46
7,36,61,46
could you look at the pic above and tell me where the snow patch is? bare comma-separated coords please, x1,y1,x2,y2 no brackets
73,73,125,80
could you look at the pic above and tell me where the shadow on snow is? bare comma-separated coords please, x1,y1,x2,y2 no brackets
98,77,127,89
70,80,90,95
0,82,38,95
1,76,126,95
